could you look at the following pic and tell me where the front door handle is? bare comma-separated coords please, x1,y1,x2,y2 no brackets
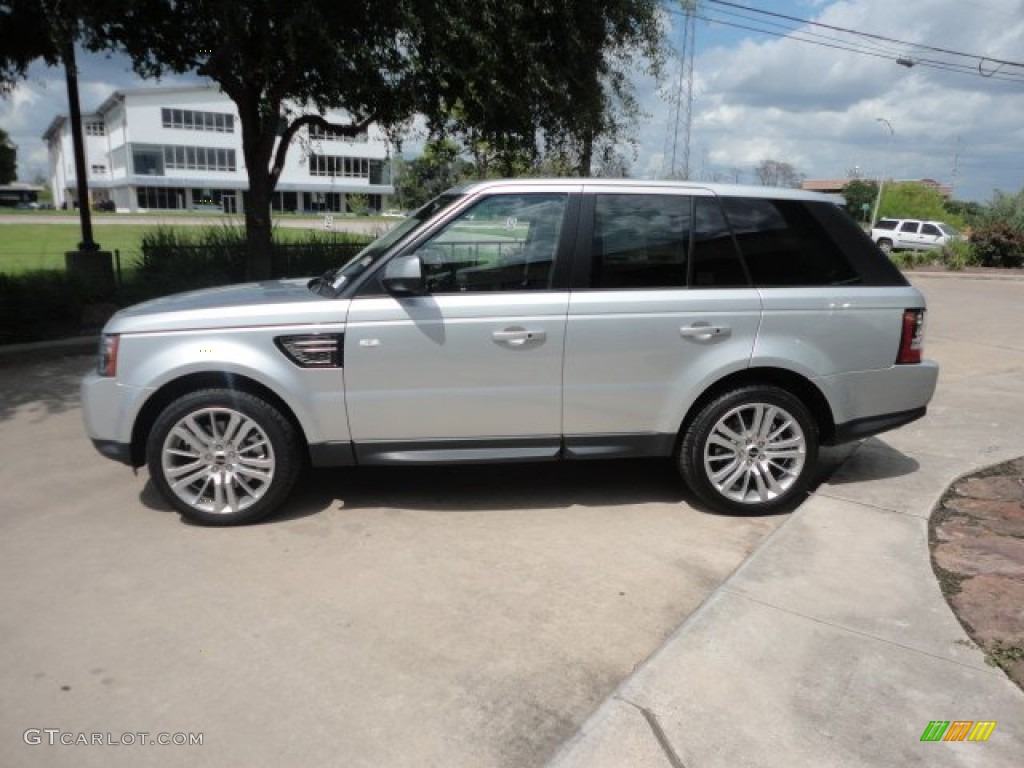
492,328,546,346
680,324,730,340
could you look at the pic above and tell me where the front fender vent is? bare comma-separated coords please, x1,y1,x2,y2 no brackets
274,333,344,368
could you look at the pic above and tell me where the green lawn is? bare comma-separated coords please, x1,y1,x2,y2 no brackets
0,220,373,275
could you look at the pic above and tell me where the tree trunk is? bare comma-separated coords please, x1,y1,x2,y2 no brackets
237,95,278,281
244,171,274,281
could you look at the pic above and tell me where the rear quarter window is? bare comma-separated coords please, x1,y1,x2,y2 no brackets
719,197,861,287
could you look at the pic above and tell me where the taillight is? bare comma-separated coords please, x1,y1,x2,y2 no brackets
98,334,120,377
897,309,925,364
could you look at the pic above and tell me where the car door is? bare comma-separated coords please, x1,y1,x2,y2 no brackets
919,222,944,250
561,189,761,456
343,190,577,461
897,220,921,249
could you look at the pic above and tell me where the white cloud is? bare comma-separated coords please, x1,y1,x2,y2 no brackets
631,0,1024,200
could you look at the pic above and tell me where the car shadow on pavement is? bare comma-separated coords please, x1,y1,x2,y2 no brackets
820,437,921,485
0,354,92,425
139,443,898,526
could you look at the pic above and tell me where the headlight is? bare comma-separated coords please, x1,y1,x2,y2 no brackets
98,334,120,377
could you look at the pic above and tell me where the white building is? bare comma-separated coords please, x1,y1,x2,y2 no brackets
43,85,394,214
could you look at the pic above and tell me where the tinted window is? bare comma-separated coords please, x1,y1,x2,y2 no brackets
899,221,919,233
691,197,749,288
874,219,898,231
593,194,691,288
721,197,860,287
921,223,941,236
413,194,567,293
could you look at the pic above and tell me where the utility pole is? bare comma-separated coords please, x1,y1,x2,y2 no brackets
870,117,894,226
664,1,698,179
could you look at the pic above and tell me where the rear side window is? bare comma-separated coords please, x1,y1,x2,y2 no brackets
592,194,691,288
874,219,898,231
720,197,860,287
899,221,920,233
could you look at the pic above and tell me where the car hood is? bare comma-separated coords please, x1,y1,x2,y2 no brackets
106,279,347,334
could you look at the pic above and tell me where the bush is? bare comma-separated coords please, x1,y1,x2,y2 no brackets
970,222,1024,268
1,229,375,345
940,239,978,271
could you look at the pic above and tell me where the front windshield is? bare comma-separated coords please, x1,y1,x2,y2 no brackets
327,193,463,292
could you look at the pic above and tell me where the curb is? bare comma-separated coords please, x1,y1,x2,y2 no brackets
0,335,99,366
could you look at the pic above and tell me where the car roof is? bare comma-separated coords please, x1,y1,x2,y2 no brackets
447,178,840,203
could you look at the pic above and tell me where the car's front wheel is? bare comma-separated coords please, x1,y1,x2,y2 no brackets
678,385,818,515
146,389,301,525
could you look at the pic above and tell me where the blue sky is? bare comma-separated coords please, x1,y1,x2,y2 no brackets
2,0,1022,202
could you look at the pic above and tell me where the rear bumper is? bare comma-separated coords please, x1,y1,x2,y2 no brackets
828,406,927,445
90,439,134,465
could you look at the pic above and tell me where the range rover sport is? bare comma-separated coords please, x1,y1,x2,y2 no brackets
81,180,938,525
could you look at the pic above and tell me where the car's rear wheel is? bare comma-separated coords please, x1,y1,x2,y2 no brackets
877,238,894,254
146,389,301,526
678,385,818,515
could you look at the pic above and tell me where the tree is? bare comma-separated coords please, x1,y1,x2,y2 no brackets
0,1,67,93
0,127,16,183
877,182,952,223
394,140,475,210
754,159,803,188
841,178,878,221
84,0,663,279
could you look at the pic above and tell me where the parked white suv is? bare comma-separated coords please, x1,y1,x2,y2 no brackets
82,180,938,525
871,218,961,254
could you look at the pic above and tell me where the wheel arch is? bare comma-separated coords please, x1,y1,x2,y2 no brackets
129,372,309,468
677,366,836,450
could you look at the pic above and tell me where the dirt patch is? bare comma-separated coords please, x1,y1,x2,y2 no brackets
930,457,1024,690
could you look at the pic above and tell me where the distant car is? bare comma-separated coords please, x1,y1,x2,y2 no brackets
871,218,961,254
13,201,40,210
381,209,407,218
95,200,116,212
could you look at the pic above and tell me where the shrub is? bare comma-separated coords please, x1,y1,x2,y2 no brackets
940,239,978,271
970,222,1024,268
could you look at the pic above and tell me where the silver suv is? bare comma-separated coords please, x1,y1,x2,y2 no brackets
82,180,938,525
871,218,961,254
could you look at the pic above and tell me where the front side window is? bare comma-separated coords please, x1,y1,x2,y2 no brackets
921,223,941,236
412,193,568,293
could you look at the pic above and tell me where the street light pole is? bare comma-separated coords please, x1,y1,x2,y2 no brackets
870,117,895,226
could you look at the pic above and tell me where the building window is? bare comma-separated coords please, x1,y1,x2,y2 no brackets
308,123,368,143
91,164,108,175
163,144,237,172
309,154,370,178
137,186,183,210
161,107,235,133
85,122,105,136
132,147,165,176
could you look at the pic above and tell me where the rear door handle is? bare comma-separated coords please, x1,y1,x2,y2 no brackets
492,328,546,346
680,324,730,340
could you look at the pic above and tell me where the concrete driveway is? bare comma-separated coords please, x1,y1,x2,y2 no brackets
0,354,791,767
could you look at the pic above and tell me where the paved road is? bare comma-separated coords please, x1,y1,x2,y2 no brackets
0,354,804,767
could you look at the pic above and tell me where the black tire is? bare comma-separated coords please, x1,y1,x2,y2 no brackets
678,385,819,515
146,388,301,526
877,238,894,254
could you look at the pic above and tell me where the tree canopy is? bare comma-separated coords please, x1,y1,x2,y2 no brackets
754,159,803,188
75,0,663,278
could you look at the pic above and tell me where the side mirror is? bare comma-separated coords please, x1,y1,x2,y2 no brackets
382,254,426,296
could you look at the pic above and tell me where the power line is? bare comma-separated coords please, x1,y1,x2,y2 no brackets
664,4,1024,84
704,0,1024,70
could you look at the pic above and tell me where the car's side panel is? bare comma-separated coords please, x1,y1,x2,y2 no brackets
344,293,569,441
753,286,933,426
562,289,762,436
105,325,352,447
